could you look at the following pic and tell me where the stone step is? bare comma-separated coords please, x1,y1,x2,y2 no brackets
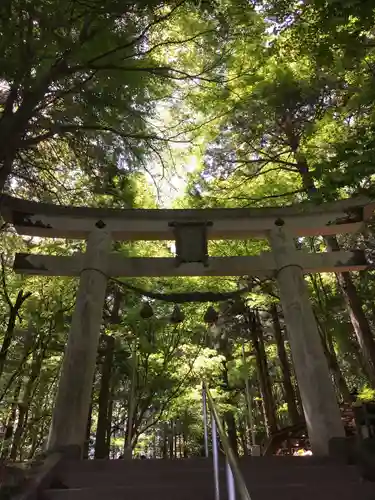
46,485,216,500
57,469,214,488
59,458,213,471
45,482,375,500
241,466,360,483
240,456,336,466
57,456,349,473
57,464,361,488
56,457,362,488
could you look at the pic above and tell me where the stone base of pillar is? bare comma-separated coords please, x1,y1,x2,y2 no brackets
328,436,356,464
250,445,261,456
355,437,375,481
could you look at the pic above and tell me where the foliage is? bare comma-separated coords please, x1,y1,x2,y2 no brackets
0,0,226,199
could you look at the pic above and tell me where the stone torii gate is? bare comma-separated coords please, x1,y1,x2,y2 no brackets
1,195,374,456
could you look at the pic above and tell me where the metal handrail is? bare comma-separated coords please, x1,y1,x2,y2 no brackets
203,382,252,500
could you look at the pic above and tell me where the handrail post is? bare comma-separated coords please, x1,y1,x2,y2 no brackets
204,382,252,500
212,417,220,500
202,383,209,458
226,459,236,500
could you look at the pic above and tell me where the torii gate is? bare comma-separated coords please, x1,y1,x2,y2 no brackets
1,195,374,456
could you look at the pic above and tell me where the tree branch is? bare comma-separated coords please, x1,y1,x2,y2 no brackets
0,253,13,310
85,0,188,66
225,158,297,169
219,189,305,204
79,64,222,83
24,123,190,147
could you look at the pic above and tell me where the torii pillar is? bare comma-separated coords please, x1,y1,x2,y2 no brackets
47,226,111,454
269,224,345,455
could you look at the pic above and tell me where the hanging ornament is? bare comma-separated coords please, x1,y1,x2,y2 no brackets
170,305,185,324
140,302,154,319
204,306,218,324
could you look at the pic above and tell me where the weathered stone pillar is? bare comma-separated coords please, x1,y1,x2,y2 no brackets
269,225,345,455
47,227,110,453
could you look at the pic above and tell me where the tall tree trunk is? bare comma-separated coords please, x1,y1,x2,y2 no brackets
1,383,21,459
326,236,375,386
106,395,114,455
346,333,370,380
124,346,137,456
238,417,248,455
153,429,158,458
221,348,239,455
174,423,178,458
28,425,40,460
109,287,123,324
0,326,35,459
9,340,44,460
314,314,353,404
169,421,174,458
0,153,15,193
255,383,269,438
178,430,182,458
309,273,354,402
325,327,353,403
270,304,300,425
27,374,49,459
224,411,239,456
282,327,304,415
95,336,115,459
315,273,368,380
162,424,168,459
212,312,240,454
182,420,188,458
9,327,51,461
249,313,278,435
83,404,93,459
0,289,32,378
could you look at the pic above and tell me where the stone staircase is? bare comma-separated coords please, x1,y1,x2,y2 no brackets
40,456,375,500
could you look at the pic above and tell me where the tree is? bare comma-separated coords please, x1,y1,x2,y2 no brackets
189,55,375,385
94,335,115,459
270,304,300,425
0,0,222,195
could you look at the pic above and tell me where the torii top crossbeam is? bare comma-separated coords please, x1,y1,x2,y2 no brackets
1,194,374,240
